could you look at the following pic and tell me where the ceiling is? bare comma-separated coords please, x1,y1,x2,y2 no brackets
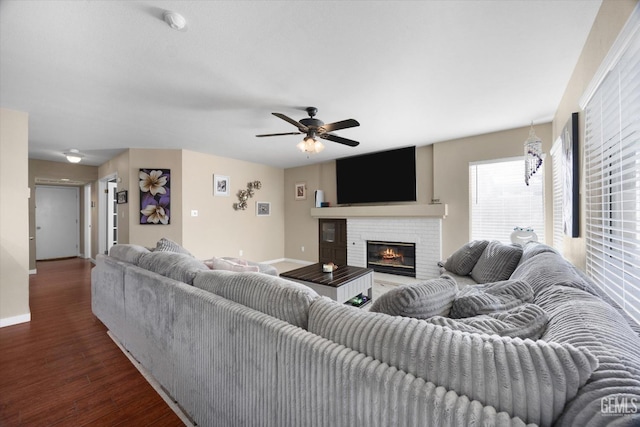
0,1,602,169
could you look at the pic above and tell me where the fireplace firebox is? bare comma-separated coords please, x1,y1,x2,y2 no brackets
366,241,416,277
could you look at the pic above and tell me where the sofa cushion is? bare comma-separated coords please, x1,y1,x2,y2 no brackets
154,237,193,256
428,303,549,340
221,257,278,276
204,257,260,272
193,270,319,329
308,297,597,427
470,241,523,284
443,240,489,276
519,241,559,265
450,279,533,318
108,244,150,265
510,252,595,296
138,251,209,285
369,276,458,319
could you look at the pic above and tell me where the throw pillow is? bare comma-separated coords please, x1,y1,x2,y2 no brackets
369,276,458,319
450,279,534,318
109,244,150,265
429,303,549,340
154,237,193,256
443,240,490,276
470,241,523,284
204,257,259,273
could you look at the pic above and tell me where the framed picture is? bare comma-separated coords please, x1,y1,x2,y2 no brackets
561,112,579,237
213,175,230,196
116,190,128,204
139,168,170,225
295,182,307,200
256,201,271,216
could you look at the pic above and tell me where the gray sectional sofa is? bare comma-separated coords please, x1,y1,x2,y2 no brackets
91,240,640,426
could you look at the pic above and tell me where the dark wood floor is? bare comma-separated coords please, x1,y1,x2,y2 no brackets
0,258,184,426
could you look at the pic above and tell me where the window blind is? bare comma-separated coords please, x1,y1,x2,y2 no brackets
470,157,545,244
550,139,564,254
583,7,640,325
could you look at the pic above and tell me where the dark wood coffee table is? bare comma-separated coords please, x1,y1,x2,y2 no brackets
280,263,373,305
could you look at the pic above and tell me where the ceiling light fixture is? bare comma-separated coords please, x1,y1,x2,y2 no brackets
64,149,84,163
296,136,325,154
163,10,187,31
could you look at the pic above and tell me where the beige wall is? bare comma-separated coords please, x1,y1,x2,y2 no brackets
181,150,285,261
0,108,30,326
283,145,434,262
552,0,638,269
96,148,284,262
28,159,98,268
434,123,553,257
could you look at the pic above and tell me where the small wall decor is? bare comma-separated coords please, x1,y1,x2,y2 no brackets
256,201,271,216
233,180,262,210
295,182,307,200
561,112,579,237
139,168,170,225
213,174,230,196
116,190,128,204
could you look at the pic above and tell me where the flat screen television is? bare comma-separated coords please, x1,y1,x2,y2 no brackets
336,146,417,205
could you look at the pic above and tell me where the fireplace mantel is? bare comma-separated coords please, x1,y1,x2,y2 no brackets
310,204,447,219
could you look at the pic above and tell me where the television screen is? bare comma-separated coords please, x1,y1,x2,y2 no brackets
336,146,417,205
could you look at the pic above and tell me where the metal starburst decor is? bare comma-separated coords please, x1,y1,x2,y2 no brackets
233,180,262,210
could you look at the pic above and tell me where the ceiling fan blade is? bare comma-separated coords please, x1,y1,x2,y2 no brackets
319,119,360,133
256,132,302,137
319,133,360,147
272,113,308,132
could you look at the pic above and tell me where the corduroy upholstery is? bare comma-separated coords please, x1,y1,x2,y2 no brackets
471,241,523,284
308,297,597,427
369,275,458,319
427,303,549,340
450,279,534,318
108,243,150,264
193,269,319,329
443,240,490,276
138,251,209,285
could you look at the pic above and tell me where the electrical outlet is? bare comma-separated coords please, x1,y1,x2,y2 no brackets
239,249,243,256
301,246,305,252
191,210,198,217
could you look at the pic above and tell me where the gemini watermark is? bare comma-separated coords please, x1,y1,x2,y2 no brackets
600,396,638,417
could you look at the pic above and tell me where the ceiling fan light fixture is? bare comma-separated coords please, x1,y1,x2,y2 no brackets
298,136,324,154
64,148,84,163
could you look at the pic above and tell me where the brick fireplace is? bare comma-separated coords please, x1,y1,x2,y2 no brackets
346,217,442,279
311,205,446,280
367,240,416,277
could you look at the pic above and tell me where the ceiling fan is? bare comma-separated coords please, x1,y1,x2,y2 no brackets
256,107,360,153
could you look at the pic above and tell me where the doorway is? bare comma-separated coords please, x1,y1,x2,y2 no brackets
35,186,79,260
98,173,118,256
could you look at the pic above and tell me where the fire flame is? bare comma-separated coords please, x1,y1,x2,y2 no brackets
381,248,402,260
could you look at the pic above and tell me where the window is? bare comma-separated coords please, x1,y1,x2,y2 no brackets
550,139,564,254
470,157,545,244
582,7,640,325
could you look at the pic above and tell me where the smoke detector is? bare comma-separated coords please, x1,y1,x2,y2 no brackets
163,11,187,31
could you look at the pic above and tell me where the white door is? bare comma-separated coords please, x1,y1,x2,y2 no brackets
35,186,79,260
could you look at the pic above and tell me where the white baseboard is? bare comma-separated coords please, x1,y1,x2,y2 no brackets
282,258,315,265
0,312,31,328
29,269,37,275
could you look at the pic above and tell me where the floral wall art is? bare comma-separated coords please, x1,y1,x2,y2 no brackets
139,168,170,225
